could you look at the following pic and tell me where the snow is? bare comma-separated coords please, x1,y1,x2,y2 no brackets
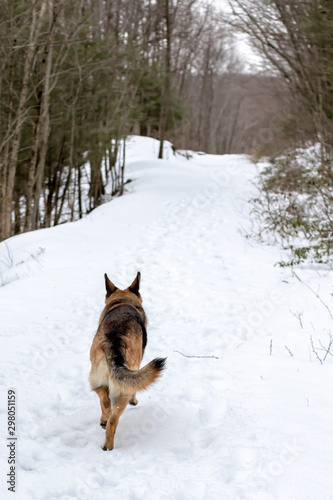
1,136,333,500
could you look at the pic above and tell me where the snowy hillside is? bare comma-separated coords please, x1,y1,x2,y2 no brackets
1,136,333,500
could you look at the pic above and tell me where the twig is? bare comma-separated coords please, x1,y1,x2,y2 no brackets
318,338,333,359
173,350,219,359
284,345,294,357
292,270,333,321
322,333,333,362
310,336,323,364
289,309,303,329
0,243,14,269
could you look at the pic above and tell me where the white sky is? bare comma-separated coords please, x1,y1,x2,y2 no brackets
213,0,263,69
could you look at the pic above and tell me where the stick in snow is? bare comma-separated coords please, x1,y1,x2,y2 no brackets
173,350,219,359
292,270,333,321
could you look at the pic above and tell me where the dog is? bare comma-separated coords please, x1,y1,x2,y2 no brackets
89,272,166,450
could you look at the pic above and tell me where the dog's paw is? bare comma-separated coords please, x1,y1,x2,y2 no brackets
129,397,138,406
102,444,113,451
100,421,107,429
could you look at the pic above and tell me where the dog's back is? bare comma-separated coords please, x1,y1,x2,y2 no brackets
89,272,166,450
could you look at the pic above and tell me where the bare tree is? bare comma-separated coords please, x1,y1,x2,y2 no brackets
227,0,333,153
2,0,49,239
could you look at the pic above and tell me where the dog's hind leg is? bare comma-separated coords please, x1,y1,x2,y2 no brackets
94,386,111,428
103,395,129,450
129,393,138,406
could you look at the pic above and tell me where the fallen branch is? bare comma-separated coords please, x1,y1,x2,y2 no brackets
173,350,219,359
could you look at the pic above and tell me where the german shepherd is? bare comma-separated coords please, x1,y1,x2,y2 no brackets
89,272,166,450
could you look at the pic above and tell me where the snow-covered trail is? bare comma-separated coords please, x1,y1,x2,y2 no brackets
1,137,333,500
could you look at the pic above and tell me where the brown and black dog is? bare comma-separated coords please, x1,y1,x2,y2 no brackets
89,272,166,450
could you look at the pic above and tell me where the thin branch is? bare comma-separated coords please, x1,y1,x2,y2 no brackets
292,270,333,321
173,350,219,359
289,309,303,329
284,345,294,357
322,333,333,363
310,336,323,365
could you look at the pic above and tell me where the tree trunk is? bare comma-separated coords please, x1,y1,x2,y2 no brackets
158,0,171,159
24,92,42,232
3,0,48,240
78,166,83,219
44,134,65,227
13,192,21,235
54,168,71,226
31,1,56,231
119,138,126,195
0,31,15,241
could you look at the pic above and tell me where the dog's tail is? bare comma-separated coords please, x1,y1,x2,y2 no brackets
109,357,166,393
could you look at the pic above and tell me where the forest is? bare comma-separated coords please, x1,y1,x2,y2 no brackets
0,0,332,262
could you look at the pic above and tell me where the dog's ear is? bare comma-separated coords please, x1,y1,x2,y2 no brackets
129,271,141,296
104,273,118,297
